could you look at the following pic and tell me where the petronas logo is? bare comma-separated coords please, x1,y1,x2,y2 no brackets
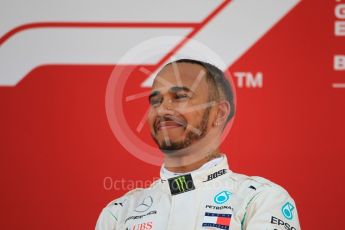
168,174,195,195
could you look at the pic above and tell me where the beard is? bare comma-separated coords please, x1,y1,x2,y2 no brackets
151,107,211,153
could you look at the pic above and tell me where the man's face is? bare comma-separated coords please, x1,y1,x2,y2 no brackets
147,62,216,152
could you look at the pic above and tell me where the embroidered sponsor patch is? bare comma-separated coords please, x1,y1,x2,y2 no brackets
202,212,231,229
168,174,195,195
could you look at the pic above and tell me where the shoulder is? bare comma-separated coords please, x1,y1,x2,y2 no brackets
229,172,300,229
230,172,295,208
96,181,159,230
228,172,293,202
100,177,163,216
102,185,154,216
105,188,144,207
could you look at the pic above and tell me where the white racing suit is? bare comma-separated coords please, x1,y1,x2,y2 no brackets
96,155,301,230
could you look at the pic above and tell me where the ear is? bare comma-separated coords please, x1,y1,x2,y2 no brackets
214,100,231,126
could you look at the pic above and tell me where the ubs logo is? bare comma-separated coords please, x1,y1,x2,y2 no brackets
127,222,153,230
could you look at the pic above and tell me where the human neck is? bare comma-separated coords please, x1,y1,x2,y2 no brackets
163,149,222,173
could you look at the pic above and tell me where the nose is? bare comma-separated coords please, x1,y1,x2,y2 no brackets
158,98,173,112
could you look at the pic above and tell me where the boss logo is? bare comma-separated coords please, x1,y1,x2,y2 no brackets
204,169,227,182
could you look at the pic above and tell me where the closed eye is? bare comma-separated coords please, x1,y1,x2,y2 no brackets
149,96,162,106
175,93,190,100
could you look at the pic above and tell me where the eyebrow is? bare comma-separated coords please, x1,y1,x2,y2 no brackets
170,86,194,94
148,86,194,101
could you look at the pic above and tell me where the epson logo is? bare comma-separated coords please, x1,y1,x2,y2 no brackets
271,216,296,230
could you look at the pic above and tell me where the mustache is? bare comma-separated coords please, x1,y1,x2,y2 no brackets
154,114,187,130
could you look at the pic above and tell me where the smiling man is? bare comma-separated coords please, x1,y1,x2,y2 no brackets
96,59,301,230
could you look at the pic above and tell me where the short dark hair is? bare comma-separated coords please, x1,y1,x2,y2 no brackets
168,59,235,123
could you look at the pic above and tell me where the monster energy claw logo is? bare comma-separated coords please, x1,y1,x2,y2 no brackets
175,176,187,192
168,174,195,195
